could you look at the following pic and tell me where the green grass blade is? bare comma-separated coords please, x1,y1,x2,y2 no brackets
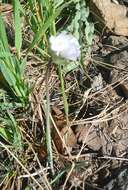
13,0,22,57
27,14,56,52
27,0,73,52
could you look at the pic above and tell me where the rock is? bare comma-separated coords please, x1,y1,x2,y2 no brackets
90,0,128,36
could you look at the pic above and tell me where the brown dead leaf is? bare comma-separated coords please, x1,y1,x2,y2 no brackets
52,106,66,153
52,106,76,154
52,106,66,131
53,126,77,154
76,124,102,151
52,105,63,117
76,121,113,154
90,0,128,36
38,145,47,160
110,107,128,156
61,127,77,150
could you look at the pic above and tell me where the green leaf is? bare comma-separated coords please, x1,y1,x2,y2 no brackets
7,111,22,150
0,16,10,52
0,126,11,142
25,187,32,190
13,0,22,57
63,61,79,74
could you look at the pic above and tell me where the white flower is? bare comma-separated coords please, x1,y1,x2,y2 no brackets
49,32,80,61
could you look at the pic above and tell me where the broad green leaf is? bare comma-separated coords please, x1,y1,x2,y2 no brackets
0,16,10,52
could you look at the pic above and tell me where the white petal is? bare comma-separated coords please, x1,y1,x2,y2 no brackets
49,32,80,61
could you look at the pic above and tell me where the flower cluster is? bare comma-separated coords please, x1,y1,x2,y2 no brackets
49,32,80,61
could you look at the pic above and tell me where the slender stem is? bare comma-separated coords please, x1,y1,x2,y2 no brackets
58,64,69,123
46,60,54,175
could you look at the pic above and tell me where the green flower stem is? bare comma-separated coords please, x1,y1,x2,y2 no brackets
46,60,54,175
58,64,69,123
